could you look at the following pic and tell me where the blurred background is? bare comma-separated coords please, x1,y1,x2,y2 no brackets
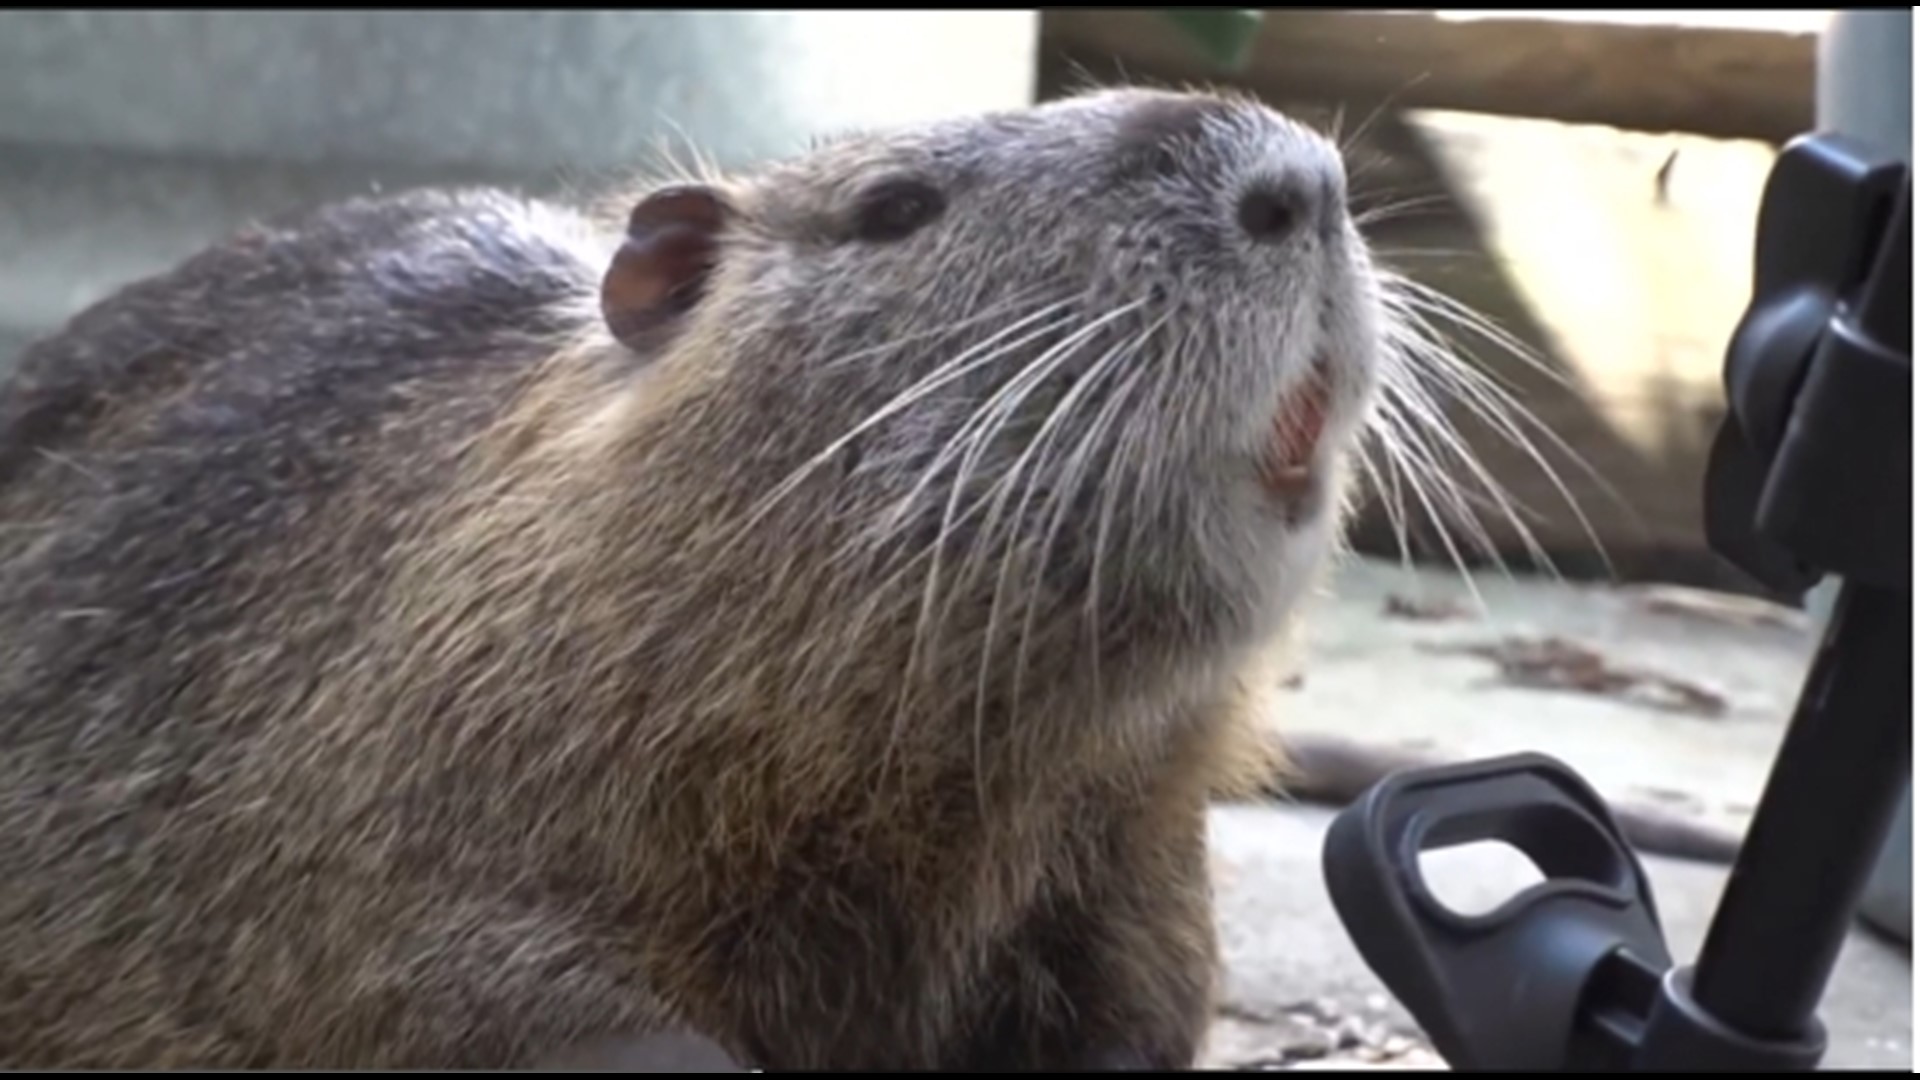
0,9,1908,1070
0,8,1849,596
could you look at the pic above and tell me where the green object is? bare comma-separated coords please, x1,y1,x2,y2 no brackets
1157,9,1266,72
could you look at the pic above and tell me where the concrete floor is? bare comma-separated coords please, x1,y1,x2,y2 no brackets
1200,556,1911,1070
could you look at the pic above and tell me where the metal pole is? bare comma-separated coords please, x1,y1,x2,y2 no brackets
1686,582,1914,1036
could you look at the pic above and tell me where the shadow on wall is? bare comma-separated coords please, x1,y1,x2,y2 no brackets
1336,107,1783,599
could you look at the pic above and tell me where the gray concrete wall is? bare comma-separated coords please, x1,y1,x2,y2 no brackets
0,11,1037,364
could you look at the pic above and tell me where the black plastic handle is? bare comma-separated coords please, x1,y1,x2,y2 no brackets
1707,133,1911,596
1322,752,1673,1071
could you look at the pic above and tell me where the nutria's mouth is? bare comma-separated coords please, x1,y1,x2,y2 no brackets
1257,362,1334,500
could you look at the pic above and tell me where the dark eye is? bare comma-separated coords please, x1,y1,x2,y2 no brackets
852,178,945,243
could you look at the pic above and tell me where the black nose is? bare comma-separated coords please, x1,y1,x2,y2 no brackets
1238,179,1327,244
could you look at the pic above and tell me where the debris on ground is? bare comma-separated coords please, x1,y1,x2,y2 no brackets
1382,593,1471,622
1205,998,1443,1071
1616,583,1809,632
1425,634,1730,719
1632,784,1708,815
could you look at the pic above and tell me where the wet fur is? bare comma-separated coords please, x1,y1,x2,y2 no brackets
0,90,1372,1069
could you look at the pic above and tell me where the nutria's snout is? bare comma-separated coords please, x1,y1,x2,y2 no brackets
1106,93,1372,507
1100,88,1350,247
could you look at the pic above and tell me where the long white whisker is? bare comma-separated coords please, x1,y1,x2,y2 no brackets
942,307,1143,813
871,309,1096,785
1006,317,1165,732
1420,349,1631,540
1382,287,1623,575
817,286,1067,373
826,307,1133,605
725,295,1083,550
1353,439,1413,574
1387,371,1553,579
898,310,1103,698
1398,351,1607,575
1373,383,1511,565
932,300,1150,632
1384,272,1571,392
1368,398,1490,611
875,304,1148,548
1352,193,1453,230
888,299,1146,785
1081,363,1156,709
1335,73,1428,160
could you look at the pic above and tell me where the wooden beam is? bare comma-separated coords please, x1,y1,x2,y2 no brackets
1041,9,1816,144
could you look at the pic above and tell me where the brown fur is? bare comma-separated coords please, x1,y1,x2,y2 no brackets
0,89,1374,1069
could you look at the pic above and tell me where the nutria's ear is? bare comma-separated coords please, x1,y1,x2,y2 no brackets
601,184,734,351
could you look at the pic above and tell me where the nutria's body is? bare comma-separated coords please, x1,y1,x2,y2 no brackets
0,89,1381,1069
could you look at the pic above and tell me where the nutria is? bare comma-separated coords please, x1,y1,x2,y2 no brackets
0,87,1382,1069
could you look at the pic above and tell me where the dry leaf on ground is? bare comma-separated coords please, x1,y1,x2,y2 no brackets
1425,634,1729,719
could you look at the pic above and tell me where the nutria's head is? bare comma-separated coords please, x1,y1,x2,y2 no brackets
593,87,1383,745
